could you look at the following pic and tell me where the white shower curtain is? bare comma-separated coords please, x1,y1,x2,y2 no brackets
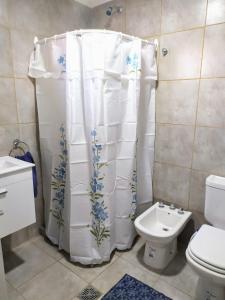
29,30,157,264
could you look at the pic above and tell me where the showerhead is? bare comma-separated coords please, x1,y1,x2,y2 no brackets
106,6,113,16
106,6,123,16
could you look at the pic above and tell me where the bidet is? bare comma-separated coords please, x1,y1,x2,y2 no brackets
135,202,192,269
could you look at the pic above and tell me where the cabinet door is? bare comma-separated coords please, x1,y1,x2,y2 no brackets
0,176,36,239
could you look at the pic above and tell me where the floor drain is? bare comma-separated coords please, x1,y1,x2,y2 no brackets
78,285,101,300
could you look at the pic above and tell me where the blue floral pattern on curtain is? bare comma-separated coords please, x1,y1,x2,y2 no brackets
51,125,67,227
89,129,110,246
126,53,141,72
57,54,66,73
129,169,137,221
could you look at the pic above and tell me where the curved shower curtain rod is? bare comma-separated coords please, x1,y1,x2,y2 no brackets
34,29,158,49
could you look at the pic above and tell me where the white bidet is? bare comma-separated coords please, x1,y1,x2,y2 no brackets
135,202,192,269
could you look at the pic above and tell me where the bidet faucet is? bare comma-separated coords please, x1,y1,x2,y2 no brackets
178,208,184,214
169,203,175,210
159,202,165,208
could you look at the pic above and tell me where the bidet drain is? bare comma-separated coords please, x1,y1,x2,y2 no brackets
162,227,169,231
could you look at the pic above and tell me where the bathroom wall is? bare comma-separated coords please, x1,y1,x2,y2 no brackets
91,0,225,226
0,0,91,248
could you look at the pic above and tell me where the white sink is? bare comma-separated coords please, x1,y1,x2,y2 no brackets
0,156,34,176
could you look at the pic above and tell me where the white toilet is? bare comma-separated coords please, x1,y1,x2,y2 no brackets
135,201,192,269
186,175,225,300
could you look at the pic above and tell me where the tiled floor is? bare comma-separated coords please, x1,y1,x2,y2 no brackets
4,235,198,300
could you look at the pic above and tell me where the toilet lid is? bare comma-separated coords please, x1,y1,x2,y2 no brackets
189,225,225,272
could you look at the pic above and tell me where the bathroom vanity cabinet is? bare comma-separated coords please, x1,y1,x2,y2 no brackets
0,156,36,300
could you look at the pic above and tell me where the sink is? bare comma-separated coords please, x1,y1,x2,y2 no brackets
0,160,17,170
0,156,34,176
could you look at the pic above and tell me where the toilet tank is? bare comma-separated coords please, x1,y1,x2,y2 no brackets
205,175,225,230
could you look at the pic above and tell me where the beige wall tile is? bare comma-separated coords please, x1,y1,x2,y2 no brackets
47,0,76,35
11,29,35,77
191,210,206,229
8,0,50,35
153,162,191,209
0,0,9,27
161,0,207,33
125,0,161,37
159,29,204,80
47,0,91,35
156,80,199,125
202,23,225,77
197,78,225,127
192,127,225,174
207,0,225,25
0,125,19,156
63,0,92,31
91,0,125,32
189,170,210,213
0,78,17,125
0,25,13,76
19,123,43,211
19,123,37,149
155,124,195,168
78,1,92,29
15,78,36,124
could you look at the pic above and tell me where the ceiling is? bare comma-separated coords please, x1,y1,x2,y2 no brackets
75,0,112,8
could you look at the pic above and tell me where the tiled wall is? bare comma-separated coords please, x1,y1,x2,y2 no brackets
91,0,225,224
0,0,91,248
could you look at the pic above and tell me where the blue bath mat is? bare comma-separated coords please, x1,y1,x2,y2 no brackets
102,274,172,300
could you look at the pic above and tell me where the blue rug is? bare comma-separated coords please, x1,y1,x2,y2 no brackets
102,274,172,300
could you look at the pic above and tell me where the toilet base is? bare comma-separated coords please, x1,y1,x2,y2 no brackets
143,238,177,269
195,278,225,300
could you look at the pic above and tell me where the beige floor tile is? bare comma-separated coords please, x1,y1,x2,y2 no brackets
32,235,63,260
60,252,118,283
5,241,55,288
18,262,86,300
154,279,193,300
7,282,25,300
4,235,198,300
160,253,199,298
92,257,159,294
114,250,123,257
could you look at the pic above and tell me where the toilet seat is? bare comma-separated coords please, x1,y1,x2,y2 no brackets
188,224,225,275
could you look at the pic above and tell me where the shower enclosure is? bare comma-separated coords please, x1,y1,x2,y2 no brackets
29,30,157,264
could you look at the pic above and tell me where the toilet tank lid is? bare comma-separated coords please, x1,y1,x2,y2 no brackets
206,175,225,190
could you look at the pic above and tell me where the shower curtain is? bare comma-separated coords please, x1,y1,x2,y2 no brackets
29,30,157,264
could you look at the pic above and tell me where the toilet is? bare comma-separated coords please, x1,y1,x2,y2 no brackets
186,175,225,300
134,201,192,269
